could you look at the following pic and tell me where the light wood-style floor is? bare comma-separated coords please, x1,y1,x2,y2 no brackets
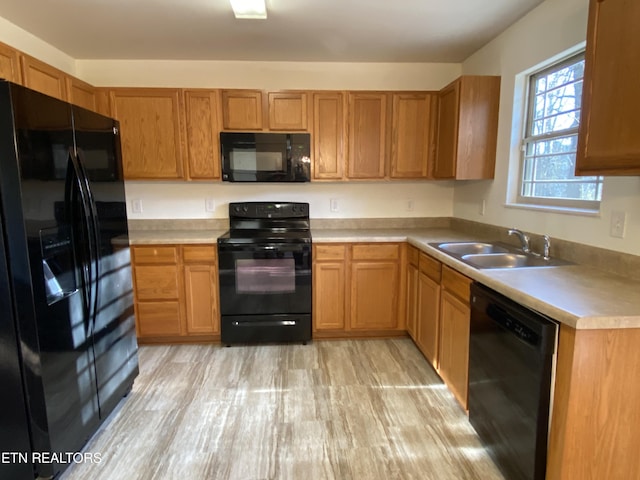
62,339,505,480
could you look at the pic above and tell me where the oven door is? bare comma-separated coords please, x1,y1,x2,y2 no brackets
218,242,311,315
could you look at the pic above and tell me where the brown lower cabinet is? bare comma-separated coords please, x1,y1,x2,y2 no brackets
438,265,472,410
131,244,219,343
406,248,472,410
313,242,406,338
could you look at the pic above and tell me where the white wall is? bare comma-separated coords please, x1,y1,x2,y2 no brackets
125,181,455,220
77,60,460,91
0,16,76,75
457,0,640,256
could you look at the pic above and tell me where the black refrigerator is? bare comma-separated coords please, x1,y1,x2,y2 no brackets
0,80,139,479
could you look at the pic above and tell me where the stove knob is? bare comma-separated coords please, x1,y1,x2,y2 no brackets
233,206,241,213
291,205,297,213
242,206,249,213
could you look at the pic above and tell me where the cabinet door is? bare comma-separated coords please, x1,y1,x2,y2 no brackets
350,261,399,330
20,54,68,101
136,302,182,337
439,290,470,410
66,76,97,112
417,272,441,369
94,88,111,117
576,0,640,175
221,89,264,130
406,262,419,340
184,90,221,180
268,91,308,131
0,42,22,83
312,92,346,180
133,265,180,300
110,88,185,179
347,92,387,179
434,81,459,179
313,261,346,331
184,264,219,335
390,93,434,178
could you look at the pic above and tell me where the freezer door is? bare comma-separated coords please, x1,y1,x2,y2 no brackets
73,106,139,419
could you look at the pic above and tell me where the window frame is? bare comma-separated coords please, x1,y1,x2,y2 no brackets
516,51,602,211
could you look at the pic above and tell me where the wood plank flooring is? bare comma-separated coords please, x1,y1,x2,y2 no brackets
61,339,505,480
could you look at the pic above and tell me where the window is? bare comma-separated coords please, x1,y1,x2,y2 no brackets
518,52,602,210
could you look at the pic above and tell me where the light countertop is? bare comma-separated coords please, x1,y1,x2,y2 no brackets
128,227,640,331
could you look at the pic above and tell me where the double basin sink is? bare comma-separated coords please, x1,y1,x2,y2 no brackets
430,241,571,269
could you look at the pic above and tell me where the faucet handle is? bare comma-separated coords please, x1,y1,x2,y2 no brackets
542,235,551,260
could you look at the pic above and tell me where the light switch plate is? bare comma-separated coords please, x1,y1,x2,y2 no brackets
330,198,339,212
131,199,143,214
610,211,627,238
205,198,216,212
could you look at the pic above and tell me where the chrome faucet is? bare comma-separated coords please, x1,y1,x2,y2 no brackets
542,235,551,260
508,228,530,253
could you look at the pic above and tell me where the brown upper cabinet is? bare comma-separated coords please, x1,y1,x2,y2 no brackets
347,92,388,179
184,89,221,180
110,88,185,180
575,0,640,175
221,89,310,132
312,92,346,180
20,54,68,101
65,76,98,112
0,41,22,83
390,92,436,179
268,91,308,131
433,76,500,180
221,89,264,130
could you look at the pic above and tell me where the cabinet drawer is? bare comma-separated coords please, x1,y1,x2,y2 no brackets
419,253,441,283
132,246,178,264
441,265,471,304
134,265,180,300
136,301,182,336
314,244,346,261
407,246,420,266
351,244,400,261
183,245,216,263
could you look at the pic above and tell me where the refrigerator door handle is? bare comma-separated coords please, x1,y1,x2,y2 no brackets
66,149,94,326
76,149,101,330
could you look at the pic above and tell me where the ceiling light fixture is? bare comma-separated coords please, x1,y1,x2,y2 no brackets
230,0,267,19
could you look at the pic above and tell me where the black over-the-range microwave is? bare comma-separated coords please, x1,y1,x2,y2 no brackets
220,132,311,182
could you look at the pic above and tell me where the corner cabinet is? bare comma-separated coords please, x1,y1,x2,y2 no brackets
110,88,185,180
131,245,220,343
433,76,500,179
575,0,640,175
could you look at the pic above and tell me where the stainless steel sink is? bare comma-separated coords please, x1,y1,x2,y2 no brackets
429,241,572,269
461,253,568,269
436,242,510,255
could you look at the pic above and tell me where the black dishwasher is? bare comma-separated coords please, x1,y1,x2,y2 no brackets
469,283,558,480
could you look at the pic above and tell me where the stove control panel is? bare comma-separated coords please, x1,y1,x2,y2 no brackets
229,202,309,219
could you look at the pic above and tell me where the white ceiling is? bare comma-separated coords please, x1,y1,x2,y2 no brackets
0,0,543,62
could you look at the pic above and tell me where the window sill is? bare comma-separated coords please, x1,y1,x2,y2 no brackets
504,202,601,217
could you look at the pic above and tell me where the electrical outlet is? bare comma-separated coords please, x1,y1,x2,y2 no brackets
406,199,414,212
610,211,627,238
330,198,339,212
131,199,143,214
205,198,216,212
